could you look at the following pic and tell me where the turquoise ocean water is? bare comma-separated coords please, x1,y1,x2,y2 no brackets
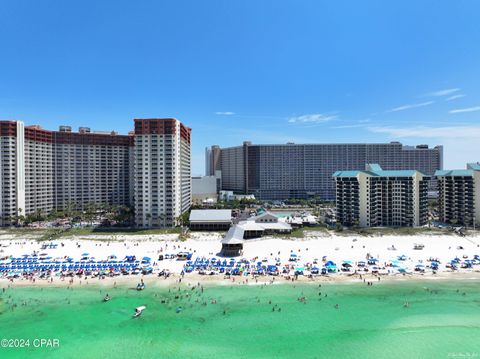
0,280,479,358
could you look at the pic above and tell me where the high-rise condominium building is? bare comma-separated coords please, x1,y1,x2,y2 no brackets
435,163,480,227
0,121,133,225
333,164,429,227
0,118,192,228
207,141,443,200
133,119,192,228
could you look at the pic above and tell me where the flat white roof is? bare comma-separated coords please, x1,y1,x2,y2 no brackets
257,222,292,230
238,221,265,231
237,220,291,231
189,209,232,223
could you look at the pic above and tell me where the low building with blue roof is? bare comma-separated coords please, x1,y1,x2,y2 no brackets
333,164,429,228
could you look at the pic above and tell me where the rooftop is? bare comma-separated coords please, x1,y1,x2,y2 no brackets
435,169,473,177
435,162,480,177
333,164,425,178
189,209,232,223
467,163,480,171
221,226,245,244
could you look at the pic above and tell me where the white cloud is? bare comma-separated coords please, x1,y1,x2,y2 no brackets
368,125,480,139
445,94,465,101
449,106,480,114
388,101,434,112
427,88,460,97
215,111,235,115
288,113,337,124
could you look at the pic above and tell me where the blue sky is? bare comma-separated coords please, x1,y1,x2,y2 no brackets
1,0,480,175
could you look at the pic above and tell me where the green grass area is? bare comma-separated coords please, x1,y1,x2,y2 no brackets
1,226,182,241
0,224,473,242
282,225,457,238
286,225,330,238
333,226,453,236
65,227,182,236
0,227,49,235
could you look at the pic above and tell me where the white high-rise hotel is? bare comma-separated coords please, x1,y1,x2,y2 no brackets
0,118,191,228
133,119,191,228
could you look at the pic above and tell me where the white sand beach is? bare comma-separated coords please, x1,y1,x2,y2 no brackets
1,230,480,287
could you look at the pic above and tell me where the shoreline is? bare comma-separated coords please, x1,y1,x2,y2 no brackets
3,270,480,289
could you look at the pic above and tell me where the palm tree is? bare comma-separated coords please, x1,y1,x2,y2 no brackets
176,211,190,228
84,202,97,226
15,208,25,226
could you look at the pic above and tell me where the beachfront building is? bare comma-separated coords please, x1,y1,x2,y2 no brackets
0,121,133,225
206,141,443,200
435,163,480,227
133,118,192,228
52,126,133,211
189,209,232,231
220,226,244,257
0,121,25,225
247,212,293,234
218,212,292,255
333,164,429,227
0,118,192,228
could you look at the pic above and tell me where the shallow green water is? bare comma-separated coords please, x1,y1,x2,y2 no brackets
0,280,479,358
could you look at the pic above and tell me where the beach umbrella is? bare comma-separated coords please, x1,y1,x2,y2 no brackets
390,260,399,268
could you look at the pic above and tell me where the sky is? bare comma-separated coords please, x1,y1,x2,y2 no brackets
1,0,480,175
